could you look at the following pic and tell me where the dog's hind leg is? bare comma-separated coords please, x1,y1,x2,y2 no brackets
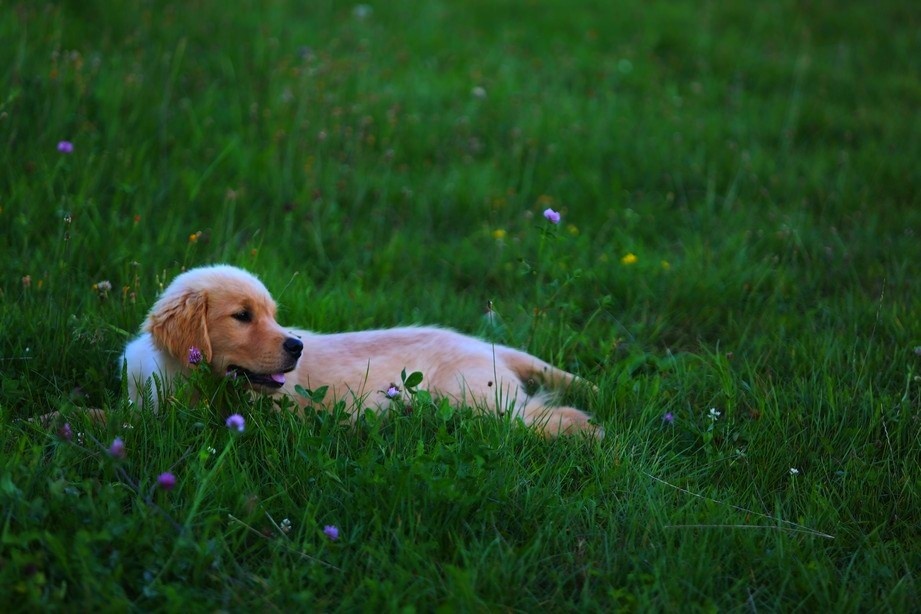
495,346,597,394
516,397,603,439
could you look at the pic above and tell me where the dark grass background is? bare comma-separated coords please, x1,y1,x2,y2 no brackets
1,0,919,609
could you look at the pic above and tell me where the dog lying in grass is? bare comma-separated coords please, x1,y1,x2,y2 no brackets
121,265,601,438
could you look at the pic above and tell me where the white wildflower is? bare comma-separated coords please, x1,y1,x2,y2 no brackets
352,4,372,19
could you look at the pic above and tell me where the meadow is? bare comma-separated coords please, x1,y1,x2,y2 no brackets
1,0,919,610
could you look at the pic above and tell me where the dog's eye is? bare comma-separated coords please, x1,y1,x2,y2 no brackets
232,310,252,323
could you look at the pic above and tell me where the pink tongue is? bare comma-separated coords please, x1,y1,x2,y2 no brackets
270,373,286,385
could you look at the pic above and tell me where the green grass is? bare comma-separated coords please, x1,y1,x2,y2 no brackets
1,0,919,609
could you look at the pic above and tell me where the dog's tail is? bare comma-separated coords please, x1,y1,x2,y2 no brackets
496,346,597,394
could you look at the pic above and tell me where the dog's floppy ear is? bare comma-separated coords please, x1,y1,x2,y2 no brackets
145,290,213,364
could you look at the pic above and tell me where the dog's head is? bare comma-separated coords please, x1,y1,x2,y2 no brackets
144,265,302,389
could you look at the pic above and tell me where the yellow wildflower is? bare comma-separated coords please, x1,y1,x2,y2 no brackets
621,253,638,265
492,229,507,240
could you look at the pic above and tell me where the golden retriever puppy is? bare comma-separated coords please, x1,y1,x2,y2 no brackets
122,265,601,438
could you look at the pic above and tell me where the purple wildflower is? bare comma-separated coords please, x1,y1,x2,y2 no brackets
157,472,177,491
385,385,400,399
59,422,73,441
323,525,340,541
543,208,561,224
226,413,245,432
109,437,126,459
57,140,74,154
662,412,674,424
188,346,203,365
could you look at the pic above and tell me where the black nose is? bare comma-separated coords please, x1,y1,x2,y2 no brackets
283,337,303,357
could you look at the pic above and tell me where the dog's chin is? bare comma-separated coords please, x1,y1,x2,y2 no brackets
226,364,295,390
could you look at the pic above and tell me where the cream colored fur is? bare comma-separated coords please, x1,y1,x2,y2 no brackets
122,265,602,438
